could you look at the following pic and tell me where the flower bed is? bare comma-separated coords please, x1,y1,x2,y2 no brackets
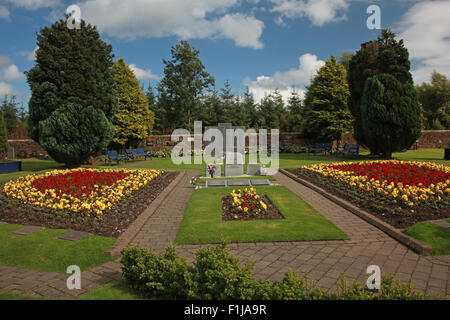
3,168,163,217
0,169,176,237
222,187,284,221
294,160,450,228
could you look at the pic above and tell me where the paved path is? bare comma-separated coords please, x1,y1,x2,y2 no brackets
1,169,449,298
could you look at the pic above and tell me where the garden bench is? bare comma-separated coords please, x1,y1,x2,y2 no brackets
134,148,152,160
125,148,152,160
335,143,360,157
308,143,333,155
106,149,127,165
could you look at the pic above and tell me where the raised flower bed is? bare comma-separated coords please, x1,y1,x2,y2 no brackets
293,160,450,228
221,187,284,221
1,168,177,236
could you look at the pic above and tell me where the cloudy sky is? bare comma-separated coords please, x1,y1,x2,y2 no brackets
0,0,449,106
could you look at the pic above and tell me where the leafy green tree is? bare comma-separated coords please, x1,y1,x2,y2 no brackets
286,89,303,132
0,109,8,157
361,74,422,159
416,72,450,130
348,30,415,152
157,40,215,132
26,18,117,167
301,56,352,143
111,59,154,148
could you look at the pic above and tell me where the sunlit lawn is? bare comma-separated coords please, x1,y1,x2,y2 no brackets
0,149,447,184
175,186,348,244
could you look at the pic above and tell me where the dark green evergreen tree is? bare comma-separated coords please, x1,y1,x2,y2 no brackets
301,56,352,143
348,29,416,153
242,87,261,129
361,74,422,159
0,96,19,135
26,18,117,166
286,89,303,132
0,109,8,158
146,82,166,135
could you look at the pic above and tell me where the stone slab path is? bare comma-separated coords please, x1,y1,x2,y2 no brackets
1,169,449,299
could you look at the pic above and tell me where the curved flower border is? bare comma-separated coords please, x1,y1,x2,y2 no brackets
3,168,163,217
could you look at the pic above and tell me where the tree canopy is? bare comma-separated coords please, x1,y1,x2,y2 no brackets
111,58,154,148
301,56,352,143
26,18,117,166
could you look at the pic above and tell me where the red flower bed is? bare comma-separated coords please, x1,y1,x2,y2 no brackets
328,162,450,187
31,170,131,198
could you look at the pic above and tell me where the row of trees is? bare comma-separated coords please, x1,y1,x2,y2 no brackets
25,15,446,166
0,96,28,136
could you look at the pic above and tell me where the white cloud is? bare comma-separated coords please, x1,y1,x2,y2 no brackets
0,5,10,20
243,53,325,102
78,0,264,49
397,0,450,84
0,82,14,96
270,0,349,26
3,0,61,10
218,13,264,49
129,64,159,80
0,56,11,68
25,46,38,61
3,64,25,81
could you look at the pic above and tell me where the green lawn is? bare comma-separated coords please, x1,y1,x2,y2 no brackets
79,280,144,300
0,224,117,273
175,186,348,244
1,150,446,184
404,221,450,255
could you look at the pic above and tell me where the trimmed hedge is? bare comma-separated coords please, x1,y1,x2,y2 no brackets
120,244,437,300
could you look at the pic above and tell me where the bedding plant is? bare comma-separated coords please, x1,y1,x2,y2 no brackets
294,160,450,228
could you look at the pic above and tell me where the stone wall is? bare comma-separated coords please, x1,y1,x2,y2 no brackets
6,130,449,159
143,131,450,152
340,131,450,149
417,130,450,149
7,139,48,159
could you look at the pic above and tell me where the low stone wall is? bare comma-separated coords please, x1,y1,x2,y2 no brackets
340,130,450,150
7,139,48,159
6,130,450,159
417,130,450,149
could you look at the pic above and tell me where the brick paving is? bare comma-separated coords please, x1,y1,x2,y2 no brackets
1,169,449,299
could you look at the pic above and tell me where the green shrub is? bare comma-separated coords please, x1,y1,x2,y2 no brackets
153,149,172,158
120,244,439,300
192,244,257,300
120,245,194,299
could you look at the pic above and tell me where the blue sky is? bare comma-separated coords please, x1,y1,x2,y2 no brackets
1,0,449,107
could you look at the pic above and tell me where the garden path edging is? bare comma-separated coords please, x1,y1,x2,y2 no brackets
279,169,432,255
105,170,185,256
